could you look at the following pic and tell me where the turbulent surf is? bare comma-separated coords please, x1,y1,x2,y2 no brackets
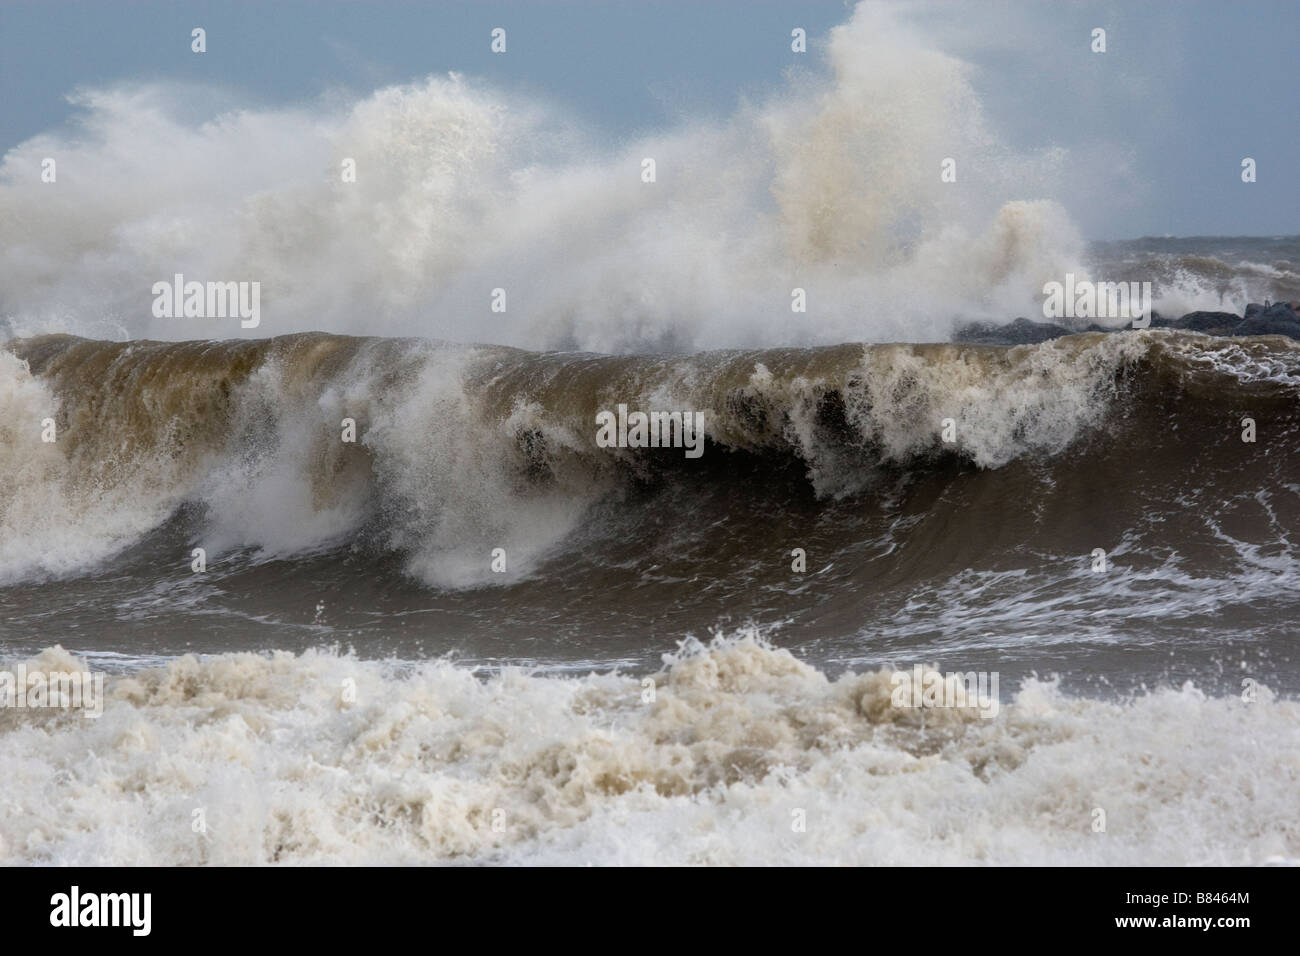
2,0,1298,866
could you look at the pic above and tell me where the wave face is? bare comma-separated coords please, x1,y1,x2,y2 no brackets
0,329,1151,586
2,328,1298,694
2,638,1297,866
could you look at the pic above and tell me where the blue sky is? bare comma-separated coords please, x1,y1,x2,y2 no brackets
1,0,1296,239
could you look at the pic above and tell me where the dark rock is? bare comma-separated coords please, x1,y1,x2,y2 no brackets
1172,311,1241,334
949,303,1300,346
951,317,1075,346
1233,302,1300,338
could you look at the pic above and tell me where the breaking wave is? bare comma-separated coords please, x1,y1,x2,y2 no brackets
3,328,1298,592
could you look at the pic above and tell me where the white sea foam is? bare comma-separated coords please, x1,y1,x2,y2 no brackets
0,637,1295,866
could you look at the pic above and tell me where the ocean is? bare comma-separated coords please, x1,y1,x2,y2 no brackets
1,4,1298,865
3,269,1299,865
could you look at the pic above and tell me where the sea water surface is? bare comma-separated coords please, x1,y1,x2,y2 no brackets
1,0,1297,865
